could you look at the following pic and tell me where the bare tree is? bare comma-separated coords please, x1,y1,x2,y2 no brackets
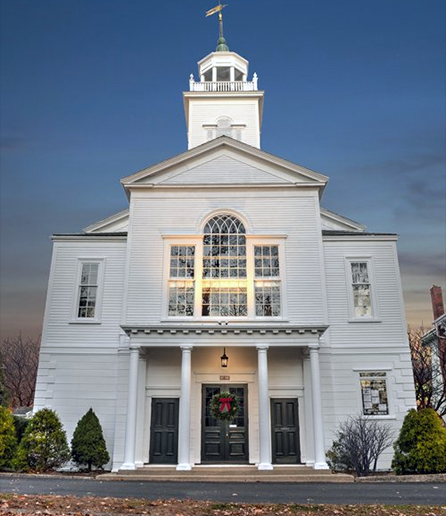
0,334,40,408
408,327,446,417
327,415,393,476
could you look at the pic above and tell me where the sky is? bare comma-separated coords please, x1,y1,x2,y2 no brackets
0,0,445,342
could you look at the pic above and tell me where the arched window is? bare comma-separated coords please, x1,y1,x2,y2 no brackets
166,213,282,319
202,215,247,316
215,117,233,138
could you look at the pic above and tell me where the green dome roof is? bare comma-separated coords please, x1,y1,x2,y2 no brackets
216,36,229,52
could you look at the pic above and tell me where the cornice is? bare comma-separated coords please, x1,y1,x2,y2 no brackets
121,323,328,337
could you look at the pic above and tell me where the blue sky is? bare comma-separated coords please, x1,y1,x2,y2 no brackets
1,0,445,341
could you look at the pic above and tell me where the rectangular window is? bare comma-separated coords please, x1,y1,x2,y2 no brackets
202,234,246,279
360,372,389,416
77,263,99,318
351,261,372,317
201,281,247,317
168,246,195,316
254,245,281,317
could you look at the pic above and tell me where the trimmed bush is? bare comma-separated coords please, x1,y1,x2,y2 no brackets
71,408,110,471
392,408,446,475
0,406,17,470
15,408,70,472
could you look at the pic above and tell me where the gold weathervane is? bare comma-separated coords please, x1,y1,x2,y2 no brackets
206,3,228,48
205,3,227,20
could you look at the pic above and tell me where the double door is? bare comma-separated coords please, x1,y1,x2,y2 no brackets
201,385,249,463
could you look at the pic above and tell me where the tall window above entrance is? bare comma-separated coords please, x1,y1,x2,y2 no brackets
164,213,284,319
202,215,247,317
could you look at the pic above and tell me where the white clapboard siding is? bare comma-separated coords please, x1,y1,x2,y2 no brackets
34,239,127,468
41,240,127,346
323,239,408,346
188,99,260,148
124,189,326,325
159,155,289,185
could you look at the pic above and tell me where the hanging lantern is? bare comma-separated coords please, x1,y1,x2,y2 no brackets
220,348,228,368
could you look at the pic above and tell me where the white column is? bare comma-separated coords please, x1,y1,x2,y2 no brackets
309,345,329,469
121,346,140,470
177,345,193,471
212,66,217,82
257,345,273,470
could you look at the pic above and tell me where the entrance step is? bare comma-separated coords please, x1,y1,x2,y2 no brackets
99,466,354,483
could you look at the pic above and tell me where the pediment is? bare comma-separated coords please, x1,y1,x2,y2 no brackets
158,154,293,185
121,137,328,191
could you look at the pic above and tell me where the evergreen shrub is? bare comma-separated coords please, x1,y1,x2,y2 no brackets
13,416,30,443
392,408,446,475
71,408,110,471
15,408,70,472
0,406,17,470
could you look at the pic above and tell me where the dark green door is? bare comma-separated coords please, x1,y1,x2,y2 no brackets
149,398,179,464
271,398,301,464
201,385,248,463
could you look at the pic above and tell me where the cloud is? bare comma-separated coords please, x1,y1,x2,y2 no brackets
399,252,446,278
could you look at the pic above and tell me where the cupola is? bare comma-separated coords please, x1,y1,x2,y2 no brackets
183,6,264,150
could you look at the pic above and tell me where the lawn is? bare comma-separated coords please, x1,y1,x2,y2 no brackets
1,494,445,516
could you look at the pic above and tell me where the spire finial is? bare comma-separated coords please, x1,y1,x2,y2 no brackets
205,3,229,52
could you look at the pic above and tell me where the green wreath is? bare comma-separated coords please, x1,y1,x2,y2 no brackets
210,391,241,421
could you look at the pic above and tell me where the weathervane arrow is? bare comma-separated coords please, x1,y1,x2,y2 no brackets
205,3,227,18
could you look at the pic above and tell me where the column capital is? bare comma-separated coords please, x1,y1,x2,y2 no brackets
256,345,269,351
308,344,320,352
180,345,193,352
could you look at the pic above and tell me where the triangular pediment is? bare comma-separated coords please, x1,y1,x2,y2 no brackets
121,137,328,192
158,154,293,185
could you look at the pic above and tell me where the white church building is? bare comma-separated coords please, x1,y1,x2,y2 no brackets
34,27,416,472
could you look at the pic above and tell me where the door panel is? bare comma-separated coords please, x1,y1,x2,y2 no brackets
202,385,248,463
271,398,301,464
150,398,179,464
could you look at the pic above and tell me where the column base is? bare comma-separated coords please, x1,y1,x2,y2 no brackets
176,463,192,471
257,463,274,471
313,461,330,470
120,462,136,471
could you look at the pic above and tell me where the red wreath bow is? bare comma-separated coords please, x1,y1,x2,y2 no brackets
219,396,233,413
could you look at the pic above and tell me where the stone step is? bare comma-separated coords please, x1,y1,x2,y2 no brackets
98,467,354,483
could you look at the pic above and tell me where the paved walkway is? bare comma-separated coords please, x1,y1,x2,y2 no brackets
1,474,446,505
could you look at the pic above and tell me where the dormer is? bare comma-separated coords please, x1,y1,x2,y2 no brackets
183,46,264,149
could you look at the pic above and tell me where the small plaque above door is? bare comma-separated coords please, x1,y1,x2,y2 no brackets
220,375,230,380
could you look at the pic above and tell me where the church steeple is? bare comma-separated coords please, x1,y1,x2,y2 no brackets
206,3,229,52
183,6,264,150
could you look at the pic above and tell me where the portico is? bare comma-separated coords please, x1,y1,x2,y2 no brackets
117,325,329,472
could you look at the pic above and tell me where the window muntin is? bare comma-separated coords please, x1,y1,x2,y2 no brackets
203,215,246,279
254,245,281,317
360,372,389,416
254,245,280,277
201,215,248,317
350,261,372,317
77,263,99,318
202,282,248,317
166,215,283,319
168,246,195,316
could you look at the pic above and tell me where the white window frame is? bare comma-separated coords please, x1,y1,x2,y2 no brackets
247,236,286,321
70,258,105,324
344,256,380,322
162,234,286,321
